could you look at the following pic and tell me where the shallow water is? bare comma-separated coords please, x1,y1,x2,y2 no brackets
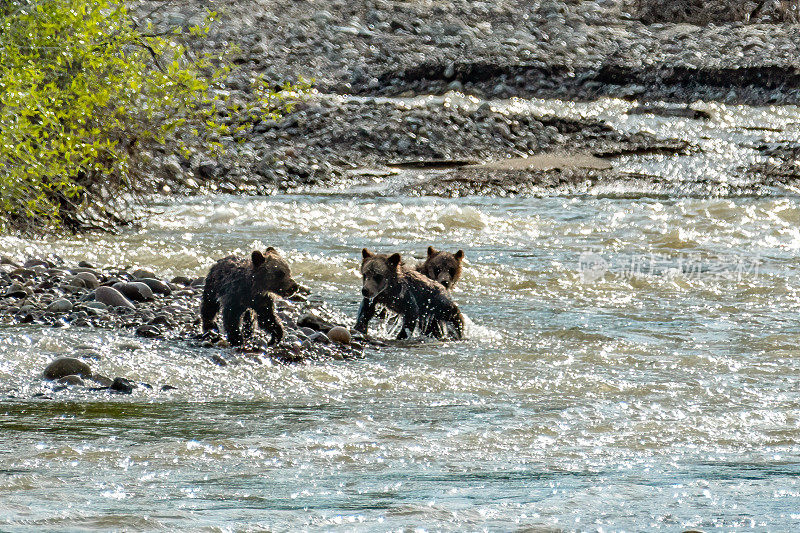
3,98,800,531
2,192,800,531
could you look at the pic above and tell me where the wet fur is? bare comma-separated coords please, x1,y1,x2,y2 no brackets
415,246,464,290
355,249,463,340
201,249,298,346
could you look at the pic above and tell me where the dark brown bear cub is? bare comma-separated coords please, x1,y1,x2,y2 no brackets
355,249,463,340
416,246,464,290
201,248,298,346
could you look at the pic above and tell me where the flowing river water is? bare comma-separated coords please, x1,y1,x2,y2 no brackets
2,98,800,531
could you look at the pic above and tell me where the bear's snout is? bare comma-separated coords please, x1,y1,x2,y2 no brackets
362,287,371,298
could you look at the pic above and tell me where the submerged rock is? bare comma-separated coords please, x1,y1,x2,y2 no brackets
57,375,85,387
43,358,92,380
110,377,135,394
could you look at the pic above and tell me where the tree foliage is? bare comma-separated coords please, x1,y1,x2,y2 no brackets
0,0,299,233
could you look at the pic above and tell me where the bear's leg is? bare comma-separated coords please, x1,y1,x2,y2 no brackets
254,297,283,345
241,309,255,340
222,304,245,346
397,299,419,340
354,297,377,334
200,285,220,332
448,307,464,340
423,316,444,338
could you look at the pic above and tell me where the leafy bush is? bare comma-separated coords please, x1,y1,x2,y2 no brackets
0,0,298,233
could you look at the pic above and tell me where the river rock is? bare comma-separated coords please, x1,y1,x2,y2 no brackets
74,272,100,289
138,278,171,295
298,313,334,332
46,299,73,313
95,286,136,309
136,325,164,339
327,326,351,345
57,375,85,386
43,357,92,380
90,374,113,387
112,281,155,302
171,275,191,286
66,276,86,288
23,259,50,269
110,377,135,394
131,268,157,280
309,331,330,344
4,283,29,298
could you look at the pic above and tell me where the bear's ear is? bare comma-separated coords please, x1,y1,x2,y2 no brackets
252,250,266,267
427,246,437,257
388,253,402,269
362,248,374,259
454,250,464,261
265,246,276,253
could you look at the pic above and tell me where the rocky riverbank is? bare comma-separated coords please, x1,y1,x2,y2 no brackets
125,0,800,199
0,256,370,393
135,0,800,104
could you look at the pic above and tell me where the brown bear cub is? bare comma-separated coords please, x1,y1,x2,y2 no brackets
201,248,298,346
355,249,464,340
416,246,464,290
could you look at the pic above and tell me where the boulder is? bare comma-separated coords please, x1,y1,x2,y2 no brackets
43,357,92,380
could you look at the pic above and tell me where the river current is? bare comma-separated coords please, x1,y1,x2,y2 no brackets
2,98,800,531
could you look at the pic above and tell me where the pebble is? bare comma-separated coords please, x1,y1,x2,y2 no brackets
309,331,330,344
23,259,50,268
95,286,136,309
43,358,93,380
4,283,29,298
46,299,73,313
136,325,164,339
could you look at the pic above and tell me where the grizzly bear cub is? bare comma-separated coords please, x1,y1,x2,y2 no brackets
355,248,463,340
416,246,464,290
201,248,298,346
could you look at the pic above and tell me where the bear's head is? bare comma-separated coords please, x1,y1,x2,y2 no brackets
418,246,464,289
360,248,401,299
251,248,298,297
